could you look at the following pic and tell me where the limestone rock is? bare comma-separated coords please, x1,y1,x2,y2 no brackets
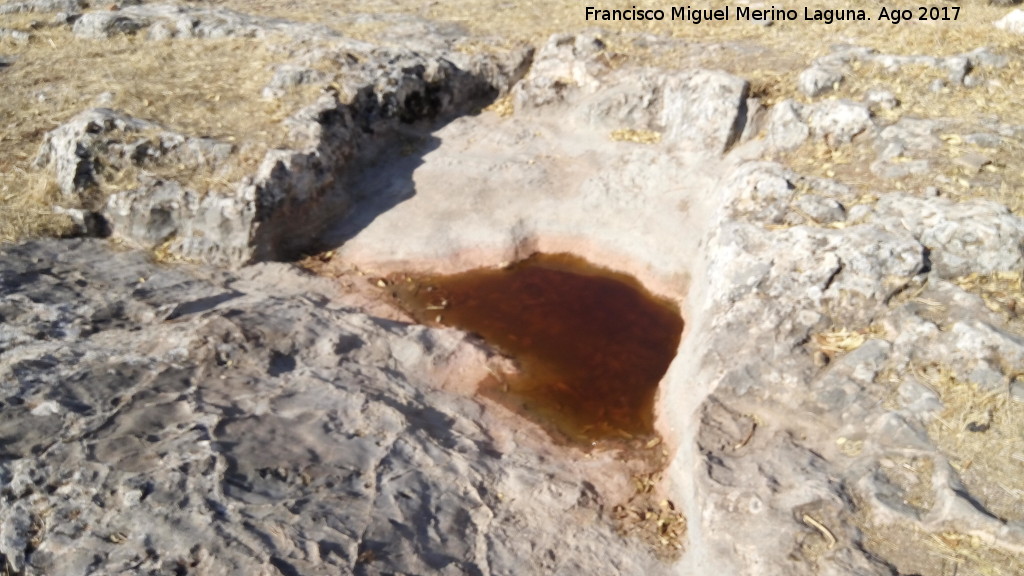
512,33,610,109
33,107,232,199
71,3,337,40
72,11,148,37
804,99,873,144
995,9,1024,34
33,41,531,265
0,28,31,43
863,195,1024,277
0,239,668,576
660,69,749,153
798,66,843,97
764,99,809,150
724,162,796,225
516,34,750,153
0,0,83,14
864,88,899,110
965,46,1010,69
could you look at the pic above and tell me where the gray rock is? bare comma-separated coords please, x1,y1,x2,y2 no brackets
794,193,846,225
764,99,809,150
70,3,343,40
512,33,610,109
660,68,749,153
964,132,1002,148
875,117,943,154
995,9,1024,34
943,56,972,85
865,88,899,110
798,66,843,97
0,0,84,14
864,194,1024,277
72,11,148,38
33,40,531,265
0,239,668,576
33,108,232,200
33,108,155,197
870,157,931,179
815,44,877,68
1011,377,1024,403
965,46,1010,69
725,162,795,225
0,28,31,44
873,53,942,72
804,99,873,144
952,150,992,174
516,35,749,153
262,64,331,99
869,117,943,178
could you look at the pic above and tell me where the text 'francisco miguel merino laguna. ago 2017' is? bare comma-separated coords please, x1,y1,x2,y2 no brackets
584,6,962,25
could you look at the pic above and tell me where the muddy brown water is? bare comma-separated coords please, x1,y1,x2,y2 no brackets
388,253,684,447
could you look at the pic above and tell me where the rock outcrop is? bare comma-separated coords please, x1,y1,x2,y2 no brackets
6,5,1024,576
0,239,666,576
33,21,532,265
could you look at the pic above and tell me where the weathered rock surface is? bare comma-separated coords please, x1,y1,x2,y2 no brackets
72,3,335,40
8,8,1024,576
763,98,874,151
798,65,843,97
314,33,1024,575
0,0,83,15
0,239,665,576
33,25,532,266
513,34,751,154
995,8,1024,34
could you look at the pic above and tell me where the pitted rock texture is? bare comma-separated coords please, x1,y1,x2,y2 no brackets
513,33,750,154
307,32,1024,575
0,239,666,576
9,6,1024,576
71,3,336,40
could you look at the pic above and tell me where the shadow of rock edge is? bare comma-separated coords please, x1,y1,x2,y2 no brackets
33,37,534,267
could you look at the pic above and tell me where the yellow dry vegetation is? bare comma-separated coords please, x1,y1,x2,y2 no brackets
610,128,661,144
483,94,514,117
0,13,315,241
859,519,1024,576
812,325,885,357
955,270,1024,334
4,0,1024,242
612,472,687,558
911,363,1024,524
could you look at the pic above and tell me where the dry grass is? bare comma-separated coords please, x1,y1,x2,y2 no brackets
0,168,74,242
811,325,885,358
859,519,1024,576
611,471,687,558
483,93,514,117
0,12,316,242
955,271,1024,334
915,363,1024,523
859,357,1024,572
3,0,1024,243
610,128,661,144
